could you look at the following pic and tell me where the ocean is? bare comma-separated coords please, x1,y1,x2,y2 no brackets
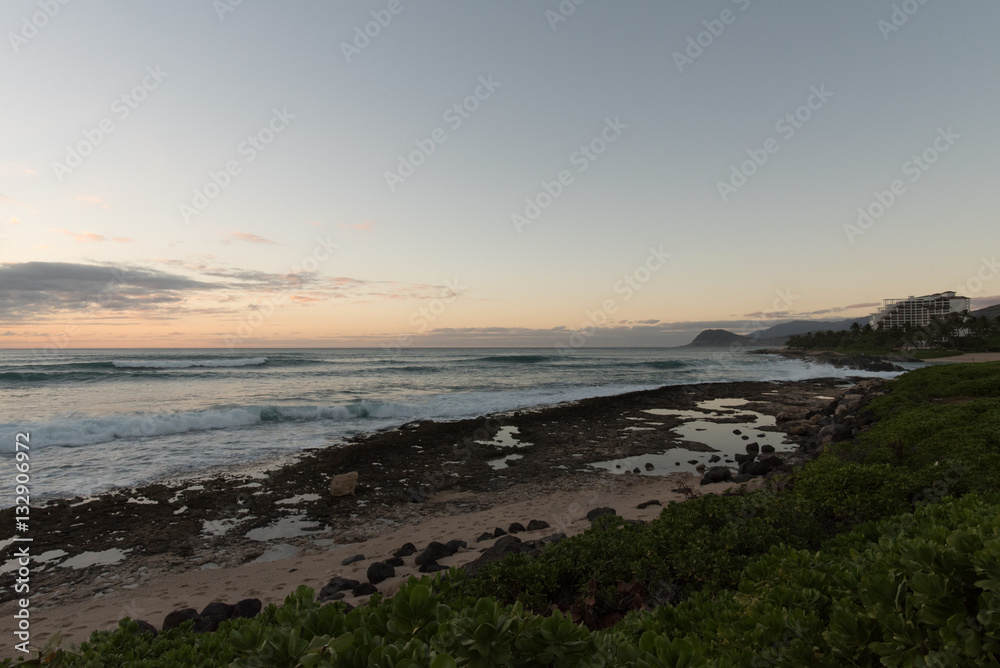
0,347,913,506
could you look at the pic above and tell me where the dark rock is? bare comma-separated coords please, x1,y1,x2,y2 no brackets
644,463,655,471
133,620,158,637
386,557,405,567
409,490,424,503
708,454,721,463
341,553,365,566
741,435,749,440
586,507,616,523
415,541,453,566
493,527,508,538
734,453,755,466
508,522,526,534
419,560,448,573
700,466,732,485
745,442,760,456
636,500,661,510
232,598,262,620
393,543,417,558
445,539,467,553
352,582,378,596
476,532,494,542
687,460,698,465
526,519,550,531
633,467,641,473
198,602,235,632
319,577,361,601
733,429,742,435
733,473,755,483
367,561,395,584
747,456,783,476
463,536,525,578
162,608,200,632
761,444,775,454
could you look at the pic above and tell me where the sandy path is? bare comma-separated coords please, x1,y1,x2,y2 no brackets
3,471,754,655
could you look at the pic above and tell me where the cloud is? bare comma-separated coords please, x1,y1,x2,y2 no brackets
10,217,17,225
0,261,219,319
113,237,134,243
75,196,109,209
352,220,376,231
225,232,279,245
55,229,107,243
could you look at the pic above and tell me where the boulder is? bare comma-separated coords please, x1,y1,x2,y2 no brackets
586,507,616,523
415,541,452,566
508,522,526,534
231,598,262,620
198,602,235,632
761,444,775,454
319,577,361,601
747,456,783,477
476,532,494,542
445,539,467,553
493,527,507,538
329,471,358,497
526,519,550,531
644,463,655,471
352,582,378,596
708,454,721,463
133,620,158,637
734,453,755,466
636,500,661,510
419,560,448,573
341,553,365,566
745,442,760,456
162,608,200,632
386,557,404,567
733,429,742,435
463,536,524,578
700,466,732,485
366,561,395,585
393,543,417,558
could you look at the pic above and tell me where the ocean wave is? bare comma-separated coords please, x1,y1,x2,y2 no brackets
0,401,411,450
111,357,268,369
469,354,554,364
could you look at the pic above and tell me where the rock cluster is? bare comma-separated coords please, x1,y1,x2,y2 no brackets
778,378,886,456
156,598,262,635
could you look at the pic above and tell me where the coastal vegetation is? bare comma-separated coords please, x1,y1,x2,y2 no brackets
786,313,1000,355
8,362,1000,666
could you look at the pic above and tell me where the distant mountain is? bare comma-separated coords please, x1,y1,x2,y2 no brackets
972,304,1000,320
685,318,869,348
748,317,869,340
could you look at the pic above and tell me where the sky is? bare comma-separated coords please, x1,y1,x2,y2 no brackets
1,1,999,349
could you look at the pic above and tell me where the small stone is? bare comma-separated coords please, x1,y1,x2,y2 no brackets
761,444,775,454
526,519,550,531
231,598,262,620
493,527,507,538
508,522,526,534
476,532,493,542
644,463,655,471
586,507,616,523
341,554,365,566
632,467,641,473
445,539,467,553
636,500,661,510
708,454,721,463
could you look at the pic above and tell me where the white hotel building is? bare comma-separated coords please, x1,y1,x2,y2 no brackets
870,291,971,329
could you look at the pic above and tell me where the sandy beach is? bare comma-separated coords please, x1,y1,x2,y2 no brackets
922,352,1000,363
1,376,876,655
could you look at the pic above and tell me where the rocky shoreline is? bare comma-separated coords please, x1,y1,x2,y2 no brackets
750,348,914,372
0,374,894,648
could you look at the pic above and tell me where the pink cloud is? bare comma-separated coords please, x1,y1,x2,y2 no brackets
55,229,107,243
225,232,279,245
